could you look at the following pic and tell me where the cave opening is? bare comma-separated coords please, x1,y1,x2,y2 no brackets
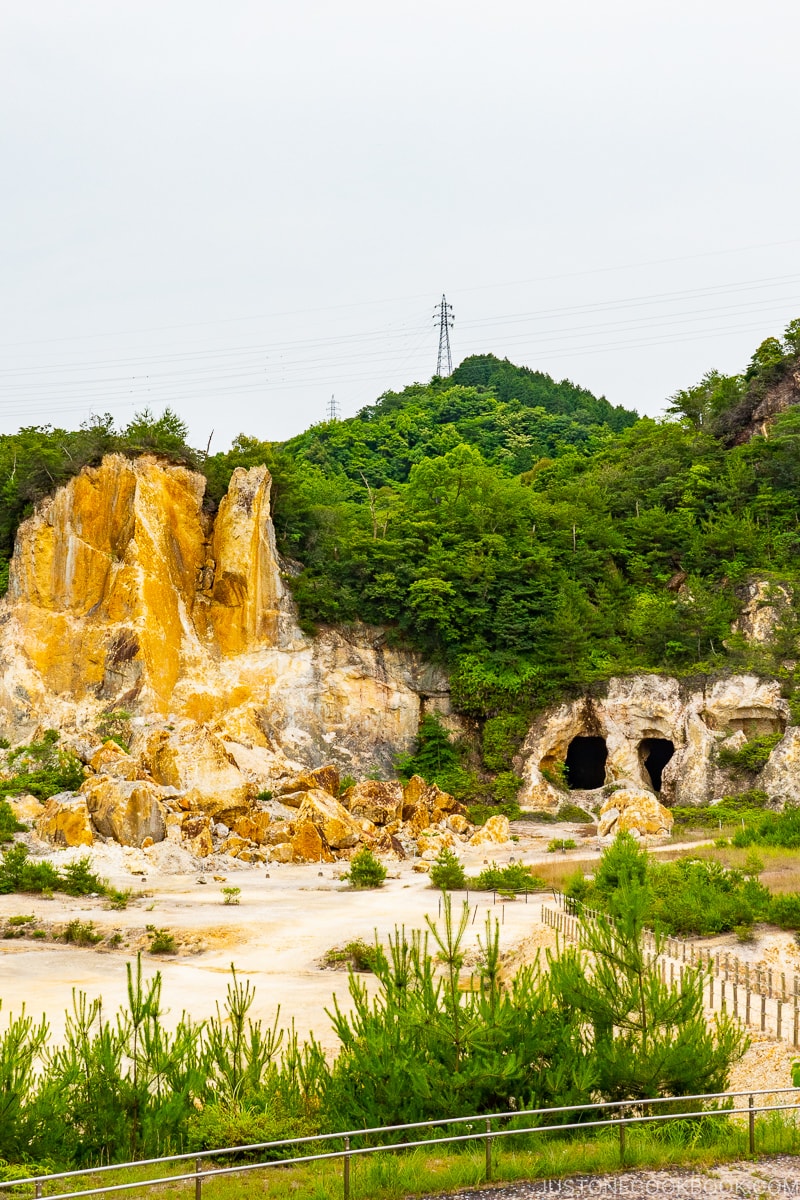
639,738,675,792
565,736,608,790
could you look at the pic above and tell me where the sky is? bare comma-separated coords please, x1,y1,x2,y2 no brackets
2,0,799,451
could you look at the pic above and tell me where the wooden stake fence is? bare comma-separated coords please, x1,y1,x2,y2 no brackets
541,901,800,1048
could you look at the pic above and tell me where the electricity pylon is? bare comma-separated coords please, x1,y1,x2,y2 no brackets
434,294,454,376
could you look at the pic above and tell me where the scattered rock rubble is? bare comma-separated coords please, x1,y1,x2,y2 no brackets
8,748,515,864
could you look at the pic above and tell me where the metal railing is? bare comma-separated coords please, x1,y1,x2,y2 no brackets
2,1087,798,1200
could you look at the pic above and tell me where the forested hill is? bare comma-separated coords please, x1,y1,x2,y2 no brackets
277,354,637,487
204,327,800,729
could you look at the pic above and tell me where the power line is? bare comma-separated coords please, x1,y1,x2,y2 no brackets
434,294,454,376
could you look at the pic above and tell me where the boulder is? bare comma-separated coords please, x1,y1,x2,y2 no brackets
405,804,431,835
89,740,142,781
417,829,456,859
598,788,673,840
82,776,166,847
401,775,459,818
291,820,333,863
219,835,249,858
180,813,214,857
296,789,361,850
232,811,272,845
343,780,403,825
5,793,43,822
35,793,94,847
164,812,185,843
469,814,511,846
446,813,471,836
277,765,340,802
270,842,294,863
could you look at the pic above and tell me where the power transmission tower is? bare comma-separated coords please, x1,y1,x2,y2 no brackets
434,294,454,376
326,393,340,422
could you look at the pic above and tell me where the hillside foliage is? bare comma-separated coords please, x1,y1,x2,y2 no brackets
1,334,800,784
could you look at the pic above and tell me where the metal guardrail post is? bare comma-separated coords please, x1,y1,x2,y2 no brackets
761,994,767,1032
748,1094,755,1155
485,1117,492,1181
343,1135,351,1200
619,1116,626,1164
34,1184,42,1200
194,1157,202,1200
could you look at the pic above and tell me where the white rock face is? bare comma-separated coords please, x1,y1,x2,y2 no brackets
515,674,791,810
759,728,800,807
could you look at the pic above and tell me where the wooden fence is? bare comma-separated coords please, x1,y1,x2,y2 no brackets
542,900,800,1048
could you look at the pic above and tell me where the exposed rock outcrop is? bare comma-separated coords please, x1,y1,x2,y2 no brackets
731,580,794,646
515,674,792,811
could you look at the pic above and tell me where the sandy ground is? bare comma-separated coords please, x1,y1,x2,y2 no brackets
0,834,560,1051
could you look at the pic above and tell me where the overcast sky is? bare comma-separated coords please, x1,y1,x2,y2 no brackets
2,1,799,450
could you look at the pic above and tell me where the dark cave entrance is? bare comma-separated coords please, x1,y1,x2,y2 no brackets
565,736,608,790
639,738,675,792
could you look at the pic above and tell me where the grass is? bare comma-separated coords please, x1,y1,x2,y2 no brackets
17,1113,800,1200
675,843,800,896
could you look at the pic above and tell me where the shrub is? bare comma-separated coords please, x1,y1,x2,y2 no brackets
338,775,357,795
768,893,800,930
149,928,177,954
0,730,85,799
222,886,241,905
60,858,106,896
491,771,523,804
324,938,381,972
571,834,778,937
541,761,569,792
344,848,386,889
732,805,800,849
717,732,782,773
0,798,25,844
63,920,102,946
481,712,528,772
429,847,466,891
105,888,130,910
671,790,770,830
395,710,460,787
256,789,273,802
547,838,577,852
469,862,545,893
0,845,61,894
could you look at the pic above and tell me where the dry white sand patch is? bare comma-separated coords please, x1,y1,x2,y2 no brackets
0,840,549,1051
